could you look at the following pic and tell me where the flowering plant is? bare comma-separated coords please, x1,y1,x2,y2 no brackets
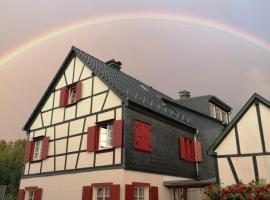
205,180,270,200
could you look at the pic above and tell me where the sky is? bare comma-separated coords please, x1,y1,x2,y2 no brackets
1,0,270,140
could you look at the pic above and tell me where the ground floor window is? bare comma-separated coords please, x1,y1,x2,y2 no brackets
97,187,110,200
28,190,35,200
134,187,145,200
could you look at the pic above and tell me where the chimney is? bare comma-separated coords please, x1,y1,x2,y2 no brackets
179,90,191,99
105,59,122,71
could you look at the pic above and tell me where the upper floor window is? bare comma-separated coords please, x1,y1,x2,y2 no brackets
60,81,82,107
134,187,145,200
209,103,215,118
209,103,229,124
68,86,77,104
99,123,113,150
33,140,43,161
179,136,202,162
24,137,50,162
87,120,123,152
134,120,152,152
97,187,110,200
215,107,222,121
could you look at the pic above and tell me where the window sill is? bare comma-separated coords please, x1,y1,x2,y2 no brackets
95,148,115,153
30,159,42,163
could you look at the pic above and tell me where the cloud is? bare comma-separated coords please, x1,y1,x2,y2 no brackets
245,67,270,99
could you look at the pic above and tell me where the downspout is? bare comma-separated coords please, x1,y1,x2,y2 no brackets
194,129,200,180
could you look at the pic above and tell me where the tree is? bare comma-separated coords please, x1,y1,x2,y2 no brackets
0,139,25,199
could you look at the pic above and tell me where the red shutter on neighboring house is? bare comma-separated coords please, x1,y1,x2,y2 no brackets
150,186,158,200
41,137,50,160
134,120,152,152
82,186,92,200
194,141,202,162
17,189,25,200
24,141,34,162
87,126,99,152
59,87,69,107
125,184,134,200
76,81,82,102
110,184,120,200
34,188,42,200
113,120,123,148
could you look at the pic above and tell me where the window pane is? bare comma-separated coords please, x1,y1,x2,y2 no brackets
139,188,144,196
99,124,113,149
105,188,110,196
209,103,215,118
97,188,103,196
215,107,222,120
222,111,228,123
34,140,43,160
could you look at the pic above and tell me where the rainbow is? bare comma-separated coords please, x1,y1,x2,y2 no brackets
1,12,270,67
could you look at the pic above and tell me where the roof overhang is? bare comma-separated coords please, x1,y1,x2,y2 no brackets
163,178,216,188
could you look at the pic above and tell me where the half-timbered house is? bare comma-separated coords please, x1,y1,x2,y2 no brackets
18,46,231,200
209,93,270,186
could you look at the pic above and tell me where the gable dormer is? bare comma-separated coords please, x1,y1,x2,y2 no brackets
176,91,232,124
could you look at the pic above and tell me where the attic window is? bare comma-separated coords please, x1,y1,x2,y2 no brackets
68,86,77,104
140,84,148,91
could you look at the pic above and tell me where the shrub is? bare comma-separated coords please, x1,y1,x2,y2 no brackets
205,180,270,200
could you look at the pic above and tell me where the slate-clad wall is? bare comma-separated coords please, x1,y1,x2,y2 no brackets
123,106,196,179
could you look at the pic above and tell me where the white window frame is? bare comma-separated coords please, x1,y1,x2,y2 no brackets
98,123,113,150
96,187,110,200
33,140,43,161
28,190,35,200
209,103,216,118
134,187,145,200
221,111,228,124
68,86,77,104
215,107,222,121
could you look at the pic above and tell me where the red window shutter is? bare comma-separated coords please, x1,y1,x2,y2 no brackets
150,186,158,200
59,87,69,107
87,126,99,152
82,186,92,200
110,184,120,200
76,81,82,102
113,120,123,148
125,184,134,200
179,136,186,160
17,189,25,200
143,125,152,152
134,120,152,152
194,141,202,162
24,141,34,162
34,188,42,200
41,137,50,160
190,140,195,161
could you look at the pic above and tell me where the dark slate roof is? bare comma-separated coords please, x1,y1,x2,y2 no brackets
73,47,198,130
23,46,197,131
208,93,270,155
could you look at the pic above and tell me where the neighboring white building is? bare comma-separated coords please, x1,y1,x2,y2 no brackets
209,93,270,186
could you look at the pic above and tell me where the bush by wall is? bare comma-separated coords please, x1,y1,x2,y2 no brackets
205,180,270,200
